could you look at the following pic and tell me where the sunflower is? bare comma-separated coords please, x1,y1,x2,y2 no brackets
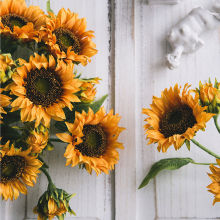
79,77,100,102
0,142,42,200
34,198,67,220
34,187,75,220
0,0,46,41
197,80,220,114
142,84,214,152
56,107,125,175
207,159,220,204
0,53,16,83
0,88,11,123
40,8,97,65
26,128,49,154
10,54,82,127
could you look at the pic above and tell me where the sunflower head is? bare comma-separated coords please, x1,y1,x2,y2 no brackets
207,159,220,205
0,142,42,200
56,107,125,175
26,125,49,154
10,54,82,127
33,188,76,220
142,84,214,152
79,77,100,102
197,79,220,114
41,8,97,65
0,0,46,40
0,53,16,83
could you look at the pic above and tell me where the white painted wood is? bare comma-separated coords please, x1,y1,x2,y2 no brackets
132,0,220,219
114,1,139,220
148,0,181,5
2,0,220,219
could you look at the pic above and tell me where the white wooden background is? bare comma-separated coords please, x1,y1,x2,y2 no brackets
1,0,220,219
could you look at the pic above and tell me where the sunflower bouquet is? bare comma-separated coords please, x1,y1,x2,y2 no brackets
140,80,220,205
0,0,124,219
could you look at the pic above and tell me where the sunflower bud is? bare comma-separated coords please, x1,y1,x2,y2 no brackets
79,77,100,102
197,79,220,114
26,125,49,154
33,187,76,220
0,54,16,84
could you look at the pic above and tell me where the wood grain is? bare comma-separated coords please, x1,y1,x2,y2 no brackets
1,0,220,219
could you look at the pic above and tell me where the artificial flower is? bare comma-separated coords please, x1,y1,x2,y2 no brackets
208,159,220,204
26,126,49,154
34,187,75,220
79,77,100,102
0,0,46,41
0,88,11,123
10,54,82,127
56,107,125,175
0,142,42,200
142,84,214,152
0,53,16,83
40,8,97,65
197,79,220,114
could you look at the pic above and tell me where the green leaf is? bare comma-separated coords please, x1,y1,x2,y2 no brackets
1,124,21,141
73,94,108,114
185,139,190,151
2,109,20,124
138,157,194,189
55,121,68,132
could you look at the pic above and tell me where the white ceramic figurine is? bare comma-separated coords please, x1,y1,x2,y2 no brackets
166,4,220,69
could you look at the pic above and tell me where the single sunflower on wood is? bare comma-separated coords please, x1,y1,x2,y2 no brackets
142,84,214,152
0,0,46,41
40,8,97,65
10,54,82,127
0,142,42,200
56,107,125,175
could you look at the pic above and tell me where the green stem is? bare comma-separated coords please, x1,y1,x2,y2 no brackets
214,115,220,134
38,155,49,168
46,0,54,13
191,139,220,159
49,138,64,143
191,162,217,165
40,167,55,190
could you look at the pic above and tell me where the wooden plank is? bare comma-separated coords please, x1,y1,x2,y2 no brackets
114,0,138,220
135,0,157,219
0,196,26,220
23,0,113,220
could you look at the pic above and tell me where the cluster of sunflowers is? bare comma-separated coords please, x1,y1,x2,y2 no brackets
0,0,124,219
141,80,220,205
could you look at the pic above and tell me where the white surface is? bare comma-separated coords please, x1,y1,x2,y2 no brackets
148,0,181,5
1,0,220,220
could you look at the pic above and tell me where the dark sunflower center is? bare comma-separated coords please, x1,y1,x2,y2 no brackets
0,155,26,183
1,13,28,31
159,104,197,138
53,28,81,54
75,124,107,157
25,68,63,107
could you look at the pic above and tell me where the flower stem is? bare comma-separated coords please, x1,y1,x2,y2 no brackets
40,166,55,190
191,138,220,159
38,155,49,168
191,162,217,165
214,115,220,134
49,138,63,143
